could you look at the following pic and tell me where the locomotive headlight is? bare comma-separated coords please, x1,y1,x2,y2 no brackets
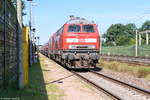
69,45,76,49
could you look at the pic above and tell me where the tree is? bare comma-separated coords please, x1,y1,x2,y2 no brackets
11,0,26,16
103,23,137,46
140,20,150,31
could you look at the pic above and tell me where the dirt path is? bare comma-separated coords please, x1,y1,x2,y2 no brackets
39,54,107,100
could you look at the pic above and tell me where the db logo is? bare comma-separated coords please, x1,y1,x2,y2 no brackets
79,39,85,42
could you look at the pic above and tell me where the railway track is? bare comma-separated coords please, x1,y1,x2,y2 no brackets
43,54,150,100
72,71,122,100
100,54,150,65
91,71,150,95
71,70,150,100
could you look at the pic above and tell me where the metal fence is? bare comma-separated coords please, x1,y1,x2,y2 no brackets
0,0,19,88
101,45,150,57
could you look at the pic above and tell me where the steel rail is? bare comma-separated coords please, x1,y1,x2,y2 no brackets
101,54,150,59
100,54,150,65
91,71,150,96
71,71,123,100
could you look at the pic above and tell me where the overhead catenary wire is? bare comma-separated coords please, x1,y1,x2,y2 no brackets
125,9,150,26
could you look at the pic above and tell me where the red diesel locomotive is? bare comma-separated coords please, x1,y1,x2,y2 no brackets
44,16,100,68
40,43,49,56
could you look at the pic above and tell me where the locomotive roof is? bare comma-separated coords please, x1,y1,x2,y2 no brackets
65,17,95,24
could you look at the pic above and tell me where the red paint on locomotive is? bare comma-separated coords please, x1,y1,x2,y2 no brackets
47,16,100,68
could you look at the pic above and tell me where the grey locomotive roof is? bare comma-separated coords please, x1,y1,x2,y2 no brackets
65,16,95,24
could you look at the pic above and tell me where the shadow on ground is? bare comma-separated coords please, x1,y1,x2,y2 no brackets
68,67,102,72
0,59,49,100
45,74,74,85
90,67,103,72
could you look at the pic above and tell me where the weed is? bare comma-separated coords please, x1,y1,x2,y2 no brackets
99,59,150,79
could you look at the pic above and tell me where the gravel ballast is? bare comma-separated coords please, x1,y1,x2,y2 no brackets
78,72,150,100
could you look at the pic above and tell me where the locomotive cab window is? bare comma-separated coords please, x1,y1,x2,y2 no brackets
83,25,95,32
68,25,81,32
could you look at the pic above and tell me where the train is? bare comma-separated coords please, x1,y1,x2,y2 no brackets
40,16,100,69
40,43,48,56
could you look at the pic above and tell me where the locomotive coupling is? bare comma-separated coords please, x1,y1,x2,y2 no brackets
62,53,75,60
90,53,100,60
67,54,75,60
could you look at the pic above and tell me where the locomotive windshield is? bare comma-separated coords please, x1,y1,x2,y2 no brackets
83,25,95,32
68,25,81,32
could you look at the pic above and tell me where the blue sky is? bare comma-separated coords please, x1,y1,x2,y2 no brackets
24,0,150,45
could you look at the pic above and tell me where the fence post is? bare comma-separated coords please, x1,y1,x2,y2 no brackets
3,0,6,87
139,33,141,46
146,31,149,45
135,30,138,57
100,36,102,54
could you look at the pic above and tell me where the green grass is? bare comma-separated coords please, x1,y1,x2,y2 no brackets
101,45,150,57
0,58,63,100
99,59,150,80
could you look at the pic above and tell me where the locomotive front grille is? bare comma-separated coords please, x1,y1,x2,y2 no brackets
69,45,95,49
76,46,88,49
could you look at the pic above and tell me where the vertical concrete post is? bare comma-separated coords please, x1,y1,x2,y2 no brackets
139,33,141,46
23,27,29,86
17,0,24,89
146,31,149,45
135,30,138,57
100,36,102,54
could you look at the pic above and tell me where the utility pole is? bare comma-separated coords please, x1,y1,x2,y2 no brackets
28,0,33,66
17,0,24,89
135,30,138,57
37,36,40,54
27,0,37,65
139,33,141,46
146,31,149,45
31,3,37,63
